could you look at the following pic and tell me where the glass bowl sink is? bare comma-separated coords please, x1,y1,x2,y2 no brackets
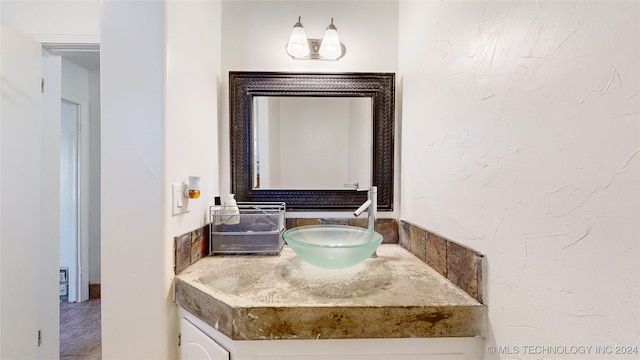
283,225,383,269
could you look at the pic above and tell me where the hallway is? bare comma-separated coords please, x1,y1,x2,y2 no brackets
60,299,101,359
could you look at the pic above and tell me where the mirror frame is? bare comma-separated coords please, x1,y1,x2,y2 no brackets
229,71,395,211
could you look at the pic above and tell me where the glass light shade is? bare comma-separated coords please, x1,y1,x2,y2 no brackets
286,19,310,58
319,20,341,59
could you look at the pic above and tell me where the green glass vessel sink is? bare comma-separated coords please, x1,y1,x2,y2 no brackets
283,225,383,269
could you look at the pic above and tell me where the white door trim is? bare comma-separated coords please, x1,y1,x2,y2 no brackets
43,42,98,303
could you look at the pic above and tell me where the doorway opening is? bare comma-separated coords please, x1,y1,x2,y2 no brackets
60,98,85,302
43,43,101,359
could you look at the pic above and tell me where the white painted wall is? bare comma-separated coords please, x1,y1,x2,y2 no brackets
399,1,639,358
0,0,100,38
165,0,221,233
221,1,398,73
100,1,168,358
1,1,100,358
101,0,221,358
164,3,221,357
219,1,399,216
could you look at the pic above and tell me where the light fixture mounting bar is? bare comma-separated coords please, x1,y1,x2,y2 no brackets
288,39,346,60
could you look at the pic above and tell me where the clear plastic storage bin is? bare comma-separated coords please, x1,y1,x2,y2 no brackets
209,202,285,255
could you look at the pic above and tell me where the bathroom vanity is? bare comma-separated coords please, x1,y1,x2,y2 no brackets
175,244,487,359
176,71,487,358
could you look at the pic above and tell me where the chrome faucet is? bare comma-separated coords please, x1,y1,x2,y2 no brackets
354,186,378,257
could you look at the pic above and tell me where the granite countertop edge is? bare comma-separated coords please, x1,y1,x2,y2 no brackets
175,245,487,341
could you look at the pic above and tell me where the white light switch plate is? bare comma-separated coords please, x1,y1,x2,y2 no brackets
172,183,189,216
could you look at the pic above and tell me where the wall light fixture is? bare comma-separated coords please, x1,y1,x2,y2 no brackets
286,16,346,60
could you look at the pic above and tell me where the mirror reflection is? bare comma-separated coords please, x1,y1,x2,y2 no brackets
252,96,372,190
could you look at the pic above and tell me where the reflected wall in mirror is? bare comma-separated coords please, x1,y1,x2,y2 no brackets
253,96,372,190
230,72,394,211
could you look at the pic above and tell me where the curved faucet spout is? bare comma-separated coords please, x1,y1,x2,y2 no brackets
353,186,378,257
354,199,372,217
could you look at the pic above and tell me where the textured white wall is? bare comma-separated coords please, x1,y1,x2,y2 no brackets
399,1,639,357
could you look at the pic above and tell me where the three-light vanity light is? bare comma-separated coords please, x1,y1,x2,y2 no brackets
286,16,346,60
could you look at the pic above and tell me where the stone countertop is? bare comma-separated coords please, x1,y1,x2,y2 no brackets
175,244,486,340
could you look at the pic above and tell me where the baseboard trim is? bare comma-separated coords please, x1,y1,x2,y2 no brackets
89,283,101,299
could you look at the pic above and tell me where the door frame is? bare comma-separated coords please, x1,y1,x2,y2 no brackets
41,41,98,304
60,96,90,303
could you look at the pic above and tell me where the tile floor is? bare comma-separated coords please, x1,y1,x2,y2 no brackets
60,299,102,359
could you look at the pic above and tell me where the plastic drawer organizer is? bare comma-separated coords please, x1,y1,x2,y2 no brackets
209,202,286,255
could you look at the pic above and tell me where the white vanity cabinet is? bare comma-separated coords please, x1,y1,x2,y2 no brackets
180,316,229,360
179,308,484,360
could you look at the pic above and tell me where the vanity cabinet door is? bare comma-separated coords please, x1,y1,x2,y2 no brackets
180,317,230,360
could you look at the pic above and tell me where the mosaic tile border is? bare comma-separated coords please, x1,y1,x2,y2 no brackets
399,220,485,304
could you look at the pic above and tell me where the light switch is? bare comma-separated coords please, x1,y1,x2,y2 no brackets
172,183,189,216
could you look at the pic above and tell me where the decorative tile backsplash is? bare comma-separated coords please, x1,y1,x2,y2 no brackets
173,218,485,305
174,224,209,275
399,220,485,304
286,217,398,244
174,219,398,274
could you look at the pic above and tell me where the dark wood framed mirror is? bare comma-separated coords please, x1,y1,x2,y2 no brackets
229,71,394,211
